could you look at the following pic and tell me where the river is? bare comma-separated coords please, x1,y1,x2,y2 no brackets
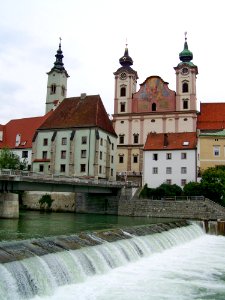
0,211,225,299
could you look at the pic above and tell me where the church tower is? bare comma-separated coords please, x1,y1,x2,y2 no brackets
113,45,138,115
45,39,69,113
174,34,198,112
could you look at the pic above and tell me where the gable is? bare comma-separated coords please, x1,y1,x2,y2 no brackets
132,76,176,113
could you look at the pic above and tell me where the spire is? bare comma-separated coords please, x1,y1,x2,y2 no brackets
52,37,65,72
119,42,133,67
179,32,193,63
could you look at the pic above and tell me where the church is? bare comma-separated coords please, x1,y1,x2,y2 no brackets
112,35,198,184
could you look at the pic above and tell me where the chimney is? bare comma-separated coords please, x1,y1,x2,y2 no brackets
80,93,87,100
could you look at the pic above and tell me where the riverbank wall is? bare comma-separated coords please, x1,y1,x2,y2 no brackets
21,187,225,220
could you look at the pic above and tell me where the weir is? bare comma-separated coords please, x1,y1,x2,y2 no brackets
0,221,205,299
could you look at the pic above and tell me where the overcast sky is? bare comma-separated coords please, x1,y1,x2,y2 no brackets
0,0,224,124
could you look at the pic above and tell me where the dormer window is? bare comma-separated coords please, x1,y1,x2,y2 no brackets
51,84,56,94
182,82,189,93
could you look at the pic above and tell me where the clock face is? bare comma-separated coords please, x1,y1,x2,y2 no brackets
120,72,127,80
181,67,189,75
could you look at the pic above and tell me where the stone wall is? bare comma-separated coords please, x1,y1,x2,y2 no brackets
118,188,225,220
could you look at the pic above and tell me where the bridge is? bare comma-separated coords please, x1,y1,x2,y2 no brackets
0,169,138,219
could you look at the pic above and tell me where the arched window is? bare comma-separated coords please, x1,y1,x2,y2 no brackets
152,103,156,111
182,82,189,93
51,84,56,94
120,87,126,97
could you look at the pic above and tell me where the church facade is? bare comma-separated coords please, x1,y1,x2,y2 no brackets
112,37,198,177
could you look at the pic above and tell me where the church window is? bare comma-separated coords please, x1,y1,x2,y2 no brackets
60,164,66,172
61,86,65,96
133,155,138,163
51,84,56,94
42,151,47,159
183,99,189,109
119,155,124,163
182,82,189,93
133,134,139,144
119,135,124,144
120,87,126,97
120,102,126,112
152,103,156,111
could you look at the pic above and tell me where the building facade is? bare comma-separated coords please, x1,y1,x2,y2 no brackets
113,37,198,177
143,132,197,188
32,95,117,179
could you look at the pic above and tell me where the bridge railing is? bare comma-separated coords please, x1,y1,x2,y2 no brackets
0,169,140,188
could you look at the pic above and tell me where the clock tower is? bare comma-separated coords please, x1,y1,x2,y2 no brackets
174,34,198,112
45,39,69,114
113,45,138,115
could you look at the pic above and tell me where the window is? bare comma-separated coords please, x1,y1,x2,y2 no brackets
43,138,48,146
119,135,124,144
166,167,172,174
133,155,138,163
99,165,102,173
153,153,158,161
80,164,86,172
61,86,65,96
62,137,67,145
183,99,189,109
166,179,172,185
151,119,155,123
61,150,66,159
152,167,158,174
214,146,220,156
60,164,66,172
181,179,187,186
166,153,172,160
133,134,139,144
42,151,48,159
112,143,114,150
100,138,103,146
181,167,187,174
119,155,124,163
39,165,44,172
181,152,187,159
50,84,56,94
111,156,114,164
120,102,125,112
100,151,103,160
81,150,87,158
111,169,113,176
182,82,189,93
82,136,87,144
22,151,28,158
120,87,126,97
152,103,156,111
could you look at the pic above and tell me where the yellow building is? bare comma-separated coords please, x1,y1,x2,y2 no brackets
198,130,225,173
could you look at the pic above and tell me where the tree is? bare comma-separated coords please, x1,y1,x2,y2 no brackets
0,147,27,170
183,181,202,196
200,167,225,206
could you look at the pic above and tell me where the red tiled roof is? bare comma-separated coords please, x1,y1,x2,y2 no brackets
144,132,197,151
39,95,117,136
0,111,52,149
197,102,225,130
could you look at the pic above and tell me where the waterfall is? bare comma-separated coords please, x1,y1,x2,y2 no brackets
0,223,204,299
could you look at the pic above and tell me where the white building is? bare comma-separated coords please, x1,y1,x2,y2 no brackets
143,132,197,188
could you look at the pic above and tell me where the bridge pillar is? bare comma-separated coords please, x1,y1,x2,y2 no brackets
0,193,19,219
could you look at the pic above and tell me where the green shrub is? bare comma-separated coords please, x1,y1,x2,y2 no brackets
39,194,54,209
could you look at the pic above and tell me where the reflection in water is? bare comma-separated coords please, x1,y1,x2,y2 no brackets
0,210,176,242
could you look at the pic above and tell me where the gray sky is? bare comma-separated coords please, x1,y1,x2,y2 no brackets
0,0,224,124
